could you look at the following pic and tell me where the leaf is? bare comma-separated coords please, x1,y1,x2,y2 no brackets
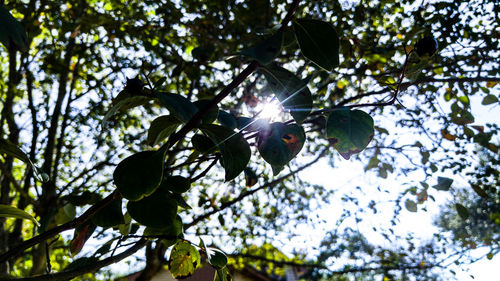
455,203,469,220
0,139,47,182
239,31,283,65
113,147,167,201
160,175,191,194
214,267,233,281
470,184,489,199
200,124,251,181
127,187,178,228
482,94,498,105
155,92,198,123
293,19,339,71
0,5,29,52
194,99,219,124
143,215,183,237
326,108,374,160
207,247,228,269
70,222,96,256
0,204,40,227
91,199,125,228
244,168,258,187
433,177,453,191
261,64,313,124
217,111,237,130
170,193,192,209
192,134,217,154
102,94,152,126
147,115,181,146
405,199,417,212
168,241,201,279
257,122,305,167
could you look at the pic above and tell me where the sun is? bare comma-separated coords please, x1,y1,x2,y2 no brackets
257,99,282,120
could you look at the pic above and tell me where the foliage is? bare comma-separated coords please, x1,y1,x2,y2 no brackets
0,0,498,280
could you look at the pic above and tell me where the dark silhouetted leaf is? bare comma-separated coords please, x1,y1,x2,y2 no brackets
455,203,469,220
200,124,251,181
0,5,28,52
257,122,305,167
114,147,167,201
127,188,178,228
70,222,96,255
218,111,237,130
160,175,191,194
261,64,312,124
194,99,219,124
192,134,217,154
147,115,181,146
482,94,498,105
326,108,374,160
293,19,339,71
239,31,283,65
433,177,453,191
155,92,198,123
91,199,125,228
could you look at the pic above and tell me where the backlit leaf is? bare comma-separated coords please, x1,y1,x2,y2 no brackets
326,108,374,160
214,267,233,281
102,94,152,126
261,64,312,123
127,187,178,228
218,111,237,130
433,177,453,191
239,31,283,65
0,5,29,52
160,175,191,194
481,94,498,105
147,115,181,146
194,99,219,124
257,122,305,167
455,203,469,220
293,19,339,71
168,241,201,279
70,222,96,256
200,124,251,181
0,204,39,227
114,147,167,201
155,92,198,123
91,199,125,228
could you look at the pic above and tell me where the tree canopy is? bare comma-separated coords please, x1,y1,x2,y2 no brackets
0,0,498,280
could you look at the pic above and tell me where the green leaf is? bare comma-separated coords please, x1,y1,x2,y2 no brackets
168,241,201,279
207,247,228,269
0,139,47,182
160,175,191,194
200,124,251,181
170,193,192,209
470,184,489,199
127,188,178,228
91,199,125,228
113,147,167,201
482,94,498,105
455,203,469,220
102,94,152,126
257,122,305,167
192,134,217,154
155,92,198,123
405,199,417,212
143,215,183,237
214,267,233,281
326,108,374,160
0,204,40,227
261,64,313,124
433,176,453,191
0,5,29,52
239,31,283,65
293,19,339,71
218,111,237,130
194,99,219,124
70,222,96,256
147,115,181,146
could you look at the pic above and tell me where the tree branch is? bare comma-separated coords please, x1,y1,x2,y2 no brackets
0,191,119,263
0,239,147,281
184,148,327,230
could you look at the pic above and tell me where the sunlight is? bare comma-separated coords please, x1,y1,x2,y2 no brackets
257,99,282,120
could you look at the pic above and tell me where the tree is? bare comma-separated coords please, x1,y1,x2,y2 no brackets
0,0,498,280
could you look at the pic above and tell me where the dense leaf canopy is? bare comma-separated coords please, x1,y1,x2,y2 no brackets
0,0,498,280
